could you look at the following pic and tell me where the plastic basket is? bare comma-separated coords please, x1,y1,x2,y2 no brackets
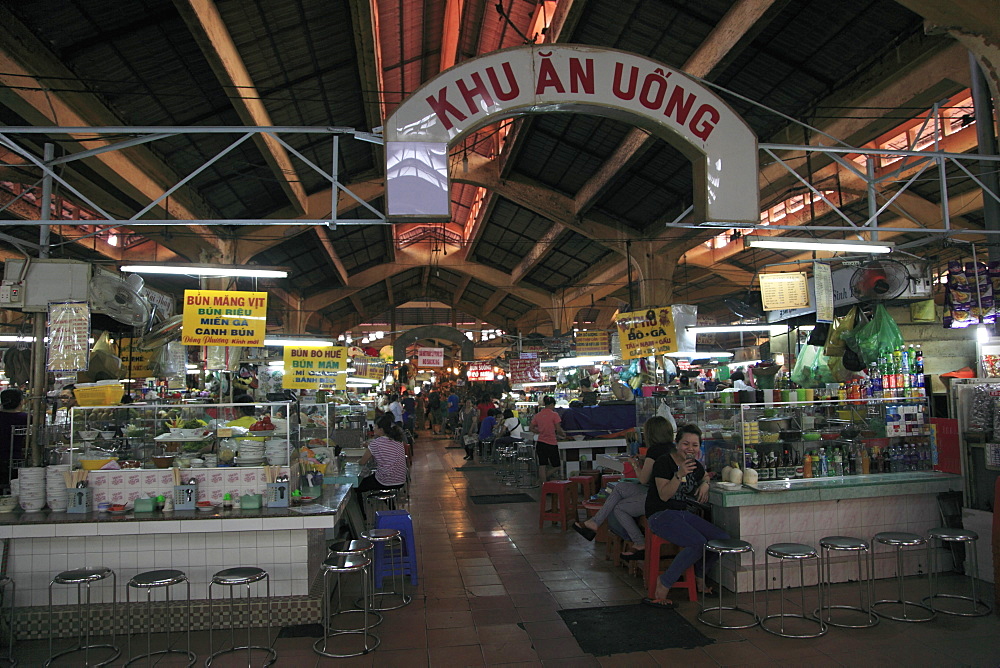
74,383,124,406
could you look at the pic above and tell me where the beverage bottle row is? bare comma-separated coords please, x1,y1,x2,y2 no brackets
745,439,934,480
864,344,926,399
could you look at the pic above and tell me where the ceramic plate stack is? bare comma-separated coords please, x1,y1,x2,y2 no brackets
46,464,71,512
265,440,288,466
235,441,264,466
17,468,46,512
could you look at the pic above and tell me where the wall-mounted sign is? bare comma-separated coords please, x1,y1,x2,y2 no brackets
614,307,678,360
759,272,810,311
352,356,386,380
575,330,609,355
509,357,542,385
281,346,348,390
813,262,834,323
467,362,495,381
181,290,267,347
47,301,90,372
417,347,444,367
118,338,156,378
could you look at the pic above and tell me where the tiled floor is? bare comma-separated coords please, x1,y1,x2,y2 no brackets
16,430,1000,666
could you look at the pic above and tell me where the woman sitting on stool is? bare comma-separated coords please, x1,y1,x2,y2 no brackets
358,413,408,496
642,424,728,609
571,415,674,559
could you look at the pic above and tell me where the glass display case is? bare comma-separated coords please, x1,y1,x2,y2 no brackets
66,401,298,469
726,397,932,486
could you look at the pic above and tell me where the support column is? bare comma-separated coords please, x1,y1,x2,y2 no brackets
631,240,682,308
27,143,53,467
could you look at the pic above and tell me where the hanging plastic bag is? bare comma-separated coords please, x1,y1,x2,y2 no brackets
824,306,858,357
81,332,122,382
842,303,904,366
790,345,835,388
910,299,936,323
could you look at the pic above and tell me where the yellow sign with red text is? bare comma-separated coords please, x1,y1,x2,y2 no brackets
282,346,348,390
181,290,267,347
614,307,678,360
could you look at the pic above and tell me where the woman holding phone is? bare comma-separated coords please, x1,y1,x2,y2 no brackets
642,424,728,609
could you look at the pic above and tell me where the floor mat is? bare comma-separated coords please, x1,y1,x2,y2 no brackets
469,493,535,504
444,446,465,450
455,466,494,471
277,623,324,638
556,603,714,655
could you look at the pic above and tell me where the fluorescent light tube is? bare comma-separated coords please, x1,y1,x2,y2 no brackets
263,338,335,347
121,264,288,278
744,238,893,253
688,325,774,333
665,351,735,359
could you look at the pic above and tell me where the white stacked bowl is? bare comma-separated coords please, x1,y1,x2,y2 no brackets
17,468,47,512
236,440,264,466
46,464,71,511
265,440,288,465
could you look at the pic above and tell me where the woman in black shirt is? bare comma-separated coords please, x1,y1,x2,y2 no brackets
643,424,728,608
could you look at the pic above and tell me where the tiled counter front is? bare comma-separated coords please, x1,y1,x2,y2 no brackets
0,484,352,639
708,472,963,593
87,466,288,506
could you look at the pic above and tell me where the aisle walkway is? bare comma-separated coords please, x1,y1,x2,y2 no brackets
329,430,1000,667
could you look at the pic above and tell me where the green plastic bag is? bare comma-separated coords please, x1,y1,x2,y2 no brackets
842,303,904,366
790,344,836,388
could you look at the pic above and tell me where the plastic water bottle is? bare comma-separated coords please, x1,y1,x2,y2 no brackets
819,448,829,477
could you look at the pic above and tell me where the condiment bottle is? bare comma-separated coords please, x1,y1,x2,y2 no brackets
861,447,871,474
222,493,233,511
803,451,813,478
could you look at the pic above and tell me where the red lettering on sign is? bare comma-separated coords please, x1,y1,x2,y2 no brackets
639,69,668,110
425,88,467,131
664,85,695,125
612,63,638,101
456,72,495,115
485,63,520,101
535,57,565,94
569,58,594,94
690,104,719,140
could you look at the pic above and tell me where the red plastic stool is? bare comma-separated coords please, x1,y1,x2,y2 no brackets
538,481,577,530
581,501,610,545
600,473,623,489
643,528,699,601
569,475,598,506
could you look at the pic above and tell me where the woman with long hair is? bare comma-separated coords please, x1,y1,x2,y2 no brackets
642,424,728,609
571,416,674,558
358,413,407,494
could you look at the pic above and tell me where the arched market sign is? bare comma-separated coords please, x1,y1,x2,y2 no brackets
384,45,759,226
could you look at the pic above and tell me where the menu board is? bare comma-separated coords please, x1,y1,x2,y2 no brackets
759,272,810,311
352,356,386,380
613,307,678,360
118,338,157,378
47,301,90,371
813,262,833,323
282,345,348,390
181,290,267,346
575,330,609,355
466,361,495,381
417,347,444,367
509,357,542,385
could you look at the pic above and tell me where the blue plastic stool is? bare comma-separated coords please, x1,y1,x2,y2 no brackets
374,510,418,587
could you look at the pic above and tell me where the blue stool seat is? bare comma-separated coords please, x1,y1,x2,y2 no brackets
374,510,418,587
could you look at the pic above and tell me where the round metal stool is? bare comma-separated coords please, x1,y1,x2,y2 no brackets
497,447,517,485
314,554,379,658
46,567,119,667
870,531,935,623
0,576,15,667
697,539,759,629
515,443,538,488
761,543,827,638
360,528,411,610
327,539,383,630
125,569,194,667
923,528,991,617
813,536,878,628
206,567,275,667
363,490,398,528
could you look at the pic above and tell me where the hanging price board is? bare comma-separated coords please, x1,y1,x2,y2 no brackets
281,346,348,390
759,272,810,311
467,362,495,381
181,290,267,346
614,307,678,360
